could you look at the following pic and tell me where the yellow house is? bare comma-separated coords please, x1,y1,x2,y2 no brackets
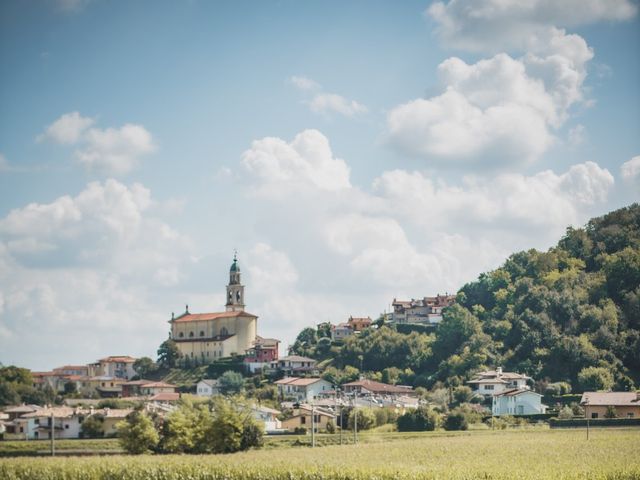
282,405,335,432
581,392,640,419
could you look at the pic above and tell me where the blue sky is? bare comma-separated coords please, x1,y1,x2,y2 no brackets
0,0,638,370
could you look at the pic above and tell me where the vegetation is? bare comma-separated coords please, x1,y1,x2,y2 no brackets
157,339,181,369
80,414,105,439
0,366,56,407
1,429,638,479
116,409,160,454
218,370,245,395
287,204,640,392
397,407,441,432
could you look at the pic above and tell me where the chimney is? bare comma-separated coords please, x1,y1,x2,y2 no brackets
496,367,503,375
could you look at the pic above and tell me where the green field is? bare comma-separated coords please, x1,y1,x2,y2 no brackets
1,428,639,479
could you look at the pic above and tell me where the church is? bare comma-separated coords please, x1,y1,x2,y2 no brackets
169,254,258,364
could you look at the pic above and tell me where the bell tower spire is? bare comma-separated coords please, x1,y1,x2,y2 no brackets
226,251,245,312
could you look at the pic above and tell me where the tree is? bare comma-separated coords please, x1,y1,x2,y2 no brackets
218,370,244,395
208,397,263,453
453,386,474,404
557,406,574,420
443,410,469,431
347,407,376,431
157,339,180,369
133,357,158,378
397,407,440,432
604,405,618,419
81,414,105,438
577,367,614,392
117,409,159,454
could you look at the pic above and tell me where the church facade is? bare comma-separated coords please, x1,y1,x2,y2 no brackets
169,255,257,364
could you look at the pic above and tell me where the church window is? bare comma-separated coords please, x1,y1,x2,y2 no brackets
189,331,194,338
221,327,229,336
200,331,205,337
178,332,184,338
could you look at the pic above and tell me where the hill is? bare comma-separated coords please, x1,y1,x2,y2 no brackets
291,204,640,391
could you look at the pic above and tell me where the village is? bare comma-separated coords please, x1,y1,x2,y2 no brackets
1,255,638,442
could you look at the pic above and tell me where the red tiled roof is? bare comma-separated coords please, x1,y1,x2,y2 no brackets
171,311,257,323
494,388,540,397
141,382,177,389
342,379,414,394
98,356,136,363
274,377,326,387
150,392,180,402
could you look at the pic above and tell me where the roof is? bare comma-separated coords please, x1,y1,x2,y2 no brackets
198,379,219,387
140,382,177,389
22,407,76,419
580,392,640,406
277,355,316,363
254,336,280,347
348,317,372,322
122,379,154,386
3,405,41,414
342,379,414,394
98,356,136,363
171,310,257,323
493,388,541,398
274,377,326,387
53,365,88,371
467,378,508,384
90,408,134,418
150,392,180,402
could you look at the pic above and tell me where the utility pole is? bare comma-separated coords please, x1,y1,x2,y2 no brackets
311,404,316,448
353,400,358,444
50,411,55,457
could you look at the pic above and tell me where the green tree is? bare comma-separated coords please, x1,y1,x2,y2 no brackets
443,410,469,431
157,339,180,369
117,410,159,454
397,407,440,432
218,370,245,395
577,367,614,392
453,386,474,404
208,397,263,453
81,414,105,438
347,407,376,431
133,357,158,378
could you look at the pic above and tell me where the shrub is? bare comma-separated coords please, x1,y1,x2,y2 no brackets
80,414,104,439
325,420,335,434
558,405,574,420
348,407,376,431
444,411,469,431
396,407,440,432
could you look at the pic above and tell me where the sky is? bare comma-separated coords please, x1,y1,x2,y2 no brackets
0,0,639,370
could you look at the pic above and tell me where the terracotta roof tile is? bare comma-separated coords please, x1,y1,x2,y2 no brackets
172,311,257,323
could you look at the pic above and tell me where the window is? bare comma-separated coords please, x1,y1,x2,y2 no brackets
591,413,599,419
65,424,69,429
301,416,306,424
628,413,634,418
221,327,229,336
200,331,205,337
484,385,494,390
178,332,184,338
189,331,194,338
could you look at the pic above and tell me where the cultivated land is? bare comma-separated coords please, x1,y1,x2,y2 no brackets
1,428,639,479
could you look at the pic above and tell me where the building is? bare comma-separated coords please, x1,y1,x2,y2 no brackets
121,379,153,397
53,365,90,377
88,356,137,380
492,389,546,416
251,405,282,433
272,355,318,375
580,392,640,419
467,367,531,396
347,316,372,331
275,377,333,402
196,379,220,397
391,294,455,324
331,323,353,342
169,254,258,364
342,379,415,397
244,336,280,373
80,376,126,398
2,405,42,440
281,404,335,433
21,407,83,440
139,381,177,396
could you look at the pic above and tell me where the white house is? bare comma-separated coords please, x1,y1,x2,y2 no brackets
196,379,220,397
21,407,83,440
251,405,282,433
2,405,42,440
271,356,318,375
492,389,546,416
467,367,531,396
331,323,353,342
88,356,137,380
274,377,333,402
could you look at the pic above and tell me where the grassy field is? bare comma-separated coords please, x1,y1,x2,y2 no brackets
1,428,639,479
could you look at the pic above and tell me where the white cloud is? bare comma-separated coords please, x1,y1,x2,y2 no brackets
621,156,640,184
38,112,155,175
241,129,351,193
289,75,321,91
38,111,95,145
427,0,637,53
309,93,368,117
568,124,586,147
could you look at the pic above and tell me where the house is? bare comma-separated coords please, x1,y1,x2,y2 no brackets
281,404,335,433
90,408,133,437
139,381,177,396
492,389,546,416
2,405,42,440
196,379,220,397
271,355,318,375
342,379,415,397
53,365,90,376
121,379,154,397
149,392,180,404
580,392,640,419
244,336,280,373
88,356,137,380
467,367,531,396
251,405,282,433
81,376,126,398
21,407,83,440
391,294,455,324
275,377,333,402
347,316,372,331
331,323,353,342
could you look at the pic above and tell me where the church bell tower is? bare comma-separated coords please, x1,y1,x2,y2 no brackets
226,252,245,312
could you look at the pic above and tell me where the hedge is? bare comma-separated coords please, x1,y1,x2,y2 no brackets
550,418,640,428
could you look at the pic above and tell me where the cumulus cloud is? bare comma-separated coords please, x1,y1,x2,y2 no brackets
241,129,351,193
290,74,368,117
38,112,155,175
621,156,640,184
427,0,637,53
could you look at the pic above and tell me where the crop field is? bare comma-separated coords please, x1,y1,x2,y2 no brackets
1,428,639,479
